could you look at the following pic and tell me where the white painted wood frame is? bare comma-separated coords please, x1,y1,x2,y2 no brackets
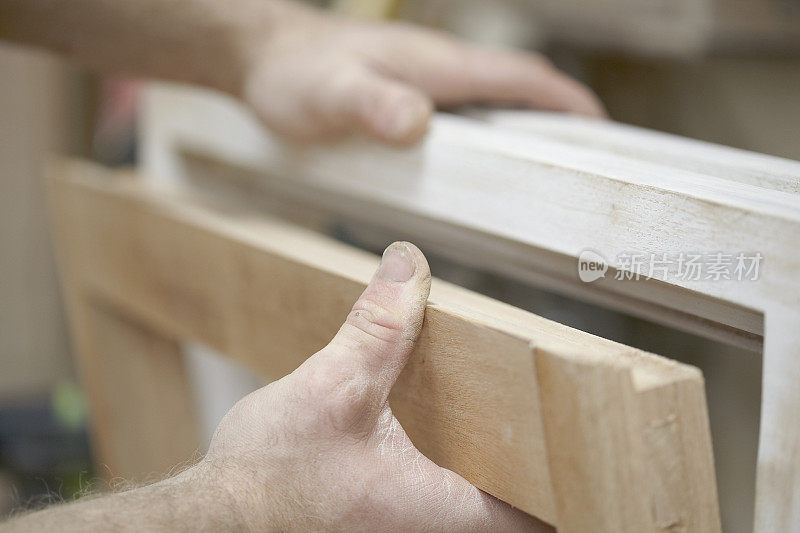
140,84,800,532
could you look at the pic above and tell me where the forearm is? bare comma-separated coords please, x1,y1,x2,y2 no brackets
0,0,318,95
2,464,246,532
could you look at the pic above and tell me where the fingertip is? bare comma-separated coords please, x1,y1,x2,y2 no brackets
517,65,600,118
375,241,431,331
374,242,431,305
390,241,431,282
376,243,417,282
571,88,608,119
545,70,608,119
571,99,608,120
316,241,431,411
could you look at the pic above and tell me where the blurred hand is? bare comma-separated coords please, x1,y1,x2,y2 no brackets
242,10,605,145
200,242,549,531
3,0,603,147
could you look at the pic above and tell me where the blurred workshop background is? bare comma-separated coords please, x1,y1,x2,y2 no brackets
1,0,799,530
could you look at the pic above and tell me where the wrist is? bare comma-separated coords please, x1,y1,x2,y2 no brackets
191,455,289,532
162,461,259,531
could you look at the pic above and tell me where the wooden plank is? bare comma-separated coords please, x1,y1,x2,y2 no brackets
48,159,720,529
143,85,795,349
755,307,800,530
140,85,800,344
466,109,800,195
536,341,718,532
81,300,200,481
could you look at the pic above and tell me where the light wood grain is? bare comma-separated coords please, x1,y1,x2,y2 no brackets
145,85,795,350
48,159,720,529
536,341,718,532
466,109,800,195
81,301,200,481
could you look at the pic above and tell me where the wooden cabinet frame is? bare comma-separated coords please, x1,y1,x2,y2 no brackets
140,85,800,531
50,160,719,531
49,83,800,530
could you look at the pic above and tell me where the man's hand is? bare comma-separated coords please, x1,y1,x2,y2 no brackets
242,8,605,144
199,242,547,530
3,243,549,531
2,0,604,146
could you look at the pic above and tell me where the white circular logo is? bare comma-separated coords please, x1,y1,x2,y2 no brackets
577,249,608,283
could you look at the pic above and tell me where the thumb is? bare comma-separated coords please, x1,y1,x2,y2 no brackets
331,242,430,389
321,66,433,144
305,242,430,425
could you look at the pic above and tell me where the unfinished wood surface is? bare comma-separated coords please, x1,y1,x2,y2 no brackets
756,307,800,529
143,85,793,349
536,342,717,532
48,159,719,529
80,301,200,481
466,109,800,195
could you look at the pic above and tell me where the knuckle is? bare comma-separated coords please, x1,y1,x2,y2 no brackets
357,84,393,120
357,81,417,125
345,299,406,345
